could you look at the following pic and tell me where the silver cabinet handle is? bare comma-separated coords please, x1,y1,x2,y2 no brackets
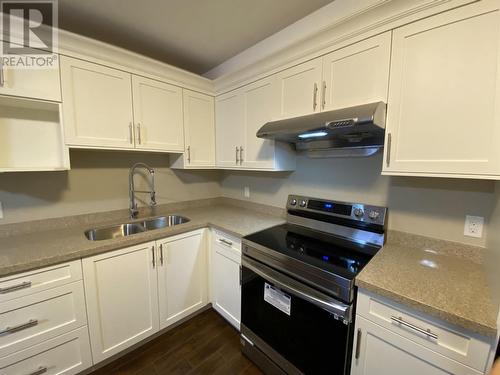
151,246,155,268
0,59,4,87
0,319,38,335
386,133,392,167
218,238,233,247
137,123,142,144
321,81,327,110
26,366,48,375
187,146,191,163
391,316,438,340
235,146,240,164
239,146,244,164
313,83,318,111
355,329,362,359
160,244,164,266
0,281,31,294
129,122,134,144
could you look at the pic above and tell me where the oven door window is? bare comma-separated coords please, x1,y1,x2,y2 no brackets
241,265,351,375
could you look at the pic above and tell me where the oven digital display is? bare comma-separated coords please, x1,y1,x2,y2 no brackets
307,199,352,216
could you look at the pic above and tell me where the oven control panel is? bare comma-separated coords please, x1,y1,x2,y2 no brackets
287,195,387,226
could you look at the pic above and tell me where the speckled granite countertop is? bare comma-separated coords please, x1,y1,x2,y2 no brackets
0,198,285,277
356,231,497,337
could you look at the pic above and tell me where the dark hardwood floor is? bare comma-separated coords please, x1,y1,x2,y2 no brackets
89,309,263,375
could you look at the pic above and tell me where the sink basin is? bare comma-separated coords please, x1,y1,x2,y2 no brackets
85,223,146,241
142,215,190,230
84,215,191,241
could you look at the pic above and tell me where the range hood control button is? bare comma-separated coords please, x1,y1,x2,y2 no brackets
290,199,297,206
299,200,307,207
353,208,364,218
368,210,380,220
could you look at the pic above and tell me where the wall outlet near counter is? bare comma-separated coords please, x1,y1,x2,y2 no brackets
244,186,250,198
464,215,484,238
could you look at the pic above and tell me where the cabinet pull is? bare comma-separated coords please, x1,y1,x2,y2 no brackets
137,123,142,144
26,366,48,375
187,146,191,163
313,83,318,110
239,265,242,286
355,329,362,359
129,122,134,144
386,133,392,167
239,146,244,164
152,246,156,268
0,319,38,335
218,238,233,247
0,59,5,87
0,281,31,294
391,316,438,340
160,244,164,266
235,146,240,164
321,81,327,110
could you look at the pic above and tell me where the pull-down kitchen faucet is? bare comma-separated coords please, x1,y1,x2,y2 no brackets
129,163,156,218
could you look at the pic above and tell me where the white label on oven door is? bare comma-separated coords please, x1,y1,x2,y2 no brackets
264,283,291,316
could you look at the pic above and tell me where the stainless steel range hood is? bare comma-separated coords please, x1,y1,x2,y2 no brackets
257,102,386,158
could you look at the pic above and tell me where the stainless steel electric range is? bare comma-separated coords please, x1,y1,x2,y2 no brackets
240,195,388,375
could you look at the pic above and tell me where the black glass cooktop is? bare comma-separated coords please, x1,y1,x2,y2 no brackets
244,224,376,280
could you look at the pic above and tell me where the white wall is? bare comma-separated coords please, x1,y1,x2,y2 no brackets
221,153,495,246
0,149,222,224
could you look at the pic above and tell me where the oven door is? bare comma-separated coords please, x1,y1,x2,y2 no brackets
241,255,353,375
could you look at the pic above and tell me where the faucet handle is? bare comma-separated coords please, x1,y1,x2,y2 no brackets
150,192,157,206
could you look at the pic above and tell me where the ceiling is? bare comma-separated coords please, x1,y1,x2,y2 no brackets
58,0,333,75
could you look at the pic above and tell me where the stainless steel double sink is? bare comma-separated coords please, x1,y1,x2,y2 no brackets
84,215,190,241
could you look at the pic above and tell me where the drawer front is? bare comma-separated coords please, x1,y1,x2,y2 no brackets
0,326,92,375
0,261,82,303
213,230,241,255
0,281,87,357
356,290,492,372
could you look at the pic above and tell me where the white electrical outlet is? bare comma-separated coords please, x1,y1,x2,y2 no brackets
464,215,484,238
244,186,250,198
0,202,3,219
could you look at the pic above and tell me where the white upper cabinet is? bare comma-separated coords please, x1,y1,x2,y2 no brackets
383,1,500,178
0,61,61,102
274,58,323,119
82,242,159,363
61,56,135,149
322,32,391,110
171,89,215,168
157,230,208,330
132,76,184,152
216,90,245,168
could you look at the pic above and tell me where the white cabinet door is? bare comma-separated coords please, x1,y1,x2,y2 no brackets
216,90,245,167
132,75,184,152
82,242,159,363
351,316,482,375
322,32,391,111
274,57,322,119
383,3,500,178
183,89,215,166
212,237,241,329
241,76,277,169
0,57,61,101
157,230,208,329
60,56,135,149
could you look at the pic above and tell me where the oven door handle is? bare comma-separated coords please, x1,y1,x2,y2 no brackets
243,257,352,322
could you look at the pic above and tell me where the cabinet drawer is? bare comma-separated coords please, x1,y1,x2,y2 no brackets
356,290,492,372
213,230,241,256
0,281,87,358
0,261,82,303
0,326,92,375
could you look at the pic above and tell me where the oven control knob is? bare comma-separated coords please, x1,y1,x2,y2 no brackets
299,200,307,207
353,208,364,218
290,199,297,206
368,210,380,220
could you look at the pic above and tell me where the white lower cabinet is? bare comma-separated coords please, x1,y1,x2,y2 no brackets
82,229,209,364
157,230,208,329
211,230,241,329
351,290,493,375
0,326,92,375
